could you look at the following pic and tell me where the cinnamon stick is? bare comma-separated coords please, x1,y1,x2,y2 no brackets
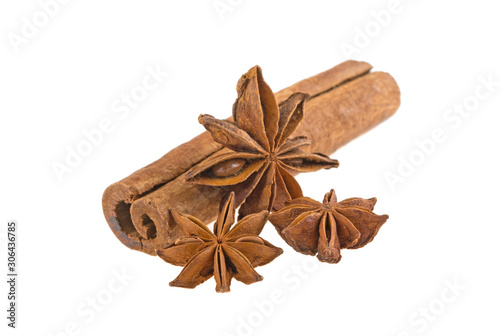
102,60,400,255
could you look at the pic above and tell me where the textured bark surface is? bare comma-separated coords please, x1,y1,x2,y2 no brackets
102,60,400,255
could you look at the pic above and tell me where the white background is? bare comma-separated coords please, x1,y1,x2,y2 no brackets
1,1,499,335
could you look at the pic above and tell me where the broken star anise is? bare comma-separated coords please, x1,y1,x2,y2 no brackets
157,192,283,293
268,189,388,264
185,66,339,218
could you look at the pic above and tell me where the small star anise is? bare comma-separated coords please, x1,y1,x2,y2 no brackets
185,66,339,218
268,189,388,264
157,192,283,293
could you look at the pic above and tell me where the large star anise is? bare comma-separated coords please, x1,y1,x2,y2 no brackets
157,192,283,293
268,189,388,264
185,66,339,218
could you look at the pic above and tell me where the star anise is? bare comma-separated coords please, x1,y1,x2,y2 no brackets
157,192,283,293
185,66,339,218
268,189,388,264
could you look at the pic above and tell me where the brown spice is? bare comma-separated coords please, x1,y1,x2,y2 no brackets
185,66,339,219
157,192,283,293
102,60,401,255
268,189,388,263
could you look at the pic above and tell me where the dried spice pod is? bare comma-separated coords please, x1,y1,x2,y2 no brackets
268,189,389,263
185,66,339,219
157,192,283,293
102,60,400,255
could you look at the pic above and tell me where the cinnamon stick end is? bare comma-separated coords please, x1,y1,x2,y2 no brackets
102,182,156,255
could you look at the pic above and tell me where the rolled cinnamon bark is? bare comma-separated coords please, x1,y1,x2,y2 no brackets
102,60,400,255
